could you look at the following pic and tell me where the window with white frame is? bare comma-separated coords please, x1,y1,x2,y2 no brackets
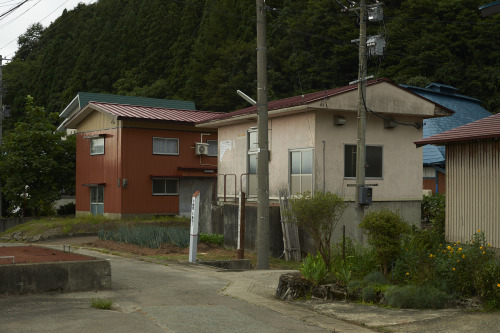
90,186,104,215
247,129,258,174
152,178,179,195
153,137,179,155
290,148,313,195
90,137,105,155
207,140,218,157
344,144,383,178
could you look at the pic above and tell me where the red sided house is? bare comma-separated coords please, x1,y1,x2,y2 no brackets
63,102,220,219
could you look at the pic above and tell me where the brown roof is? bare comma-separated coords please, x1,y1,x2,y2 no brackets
415,112,500,147
89,102,222,123
199,78,397,124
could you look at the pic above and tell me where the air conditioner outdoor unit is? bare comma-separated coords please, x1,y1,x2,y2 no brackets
195,142,209,155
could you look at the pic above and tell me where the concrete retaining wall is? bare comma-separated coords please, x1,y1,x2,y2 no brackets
0,217,33,233
0,260,111,294
212,200,421,257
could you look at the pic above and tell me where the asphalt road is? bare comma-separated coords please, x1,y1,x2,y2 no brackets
2,242,500,333
0,247,356,333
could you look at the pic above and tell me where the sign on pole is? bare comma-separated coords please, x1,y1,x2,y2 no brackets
189,191,200,263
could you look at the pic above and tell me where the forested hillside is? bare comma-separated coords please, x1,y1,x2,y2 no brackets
3,0,499,125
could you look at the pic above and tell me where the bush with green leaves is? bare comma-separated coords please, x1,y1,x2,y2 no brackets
199,233,223,246
393,226,441,285
421,194,445,241
57,202,76,216
98,225,189,249
384,285,448,309
287,191,347,271
331,238,378,280
359,209,410,276
300,252,329,285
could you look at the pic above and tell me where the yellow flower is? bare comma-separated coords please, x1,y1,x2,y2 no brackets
497,284,500,288
458,248,462,251
457,260,460,262
462,255,466,259
444,250,447,253
439,244,442,247
429,254,433,258
488,244,492,247
452,267,456,271
478,229,481,233
406,272,410,276
447,245,451,250
457,241,460,245
480,246,483,250
483,251,486,255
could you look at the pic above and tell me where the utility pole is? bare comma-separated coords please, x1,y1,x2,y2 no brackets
0,55,4,218
355,1,367,239
256,0,270,269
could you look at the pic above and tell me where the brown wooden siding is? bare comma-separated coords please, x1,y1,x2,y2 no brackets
75,123,217,216
446,139,500,247
75,128,121,213
119,127,217,214
423,171,446,194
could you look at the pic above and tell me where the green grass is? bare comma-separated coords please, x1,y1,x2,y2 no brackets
0,215,189,239
90,298,113,310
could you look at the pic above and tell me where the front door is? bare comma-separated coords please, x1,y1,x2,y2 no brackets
90,186,104,215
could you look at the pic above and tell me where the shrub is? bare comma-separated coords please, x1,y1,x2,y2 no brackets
363,271,388,285
359,209,409,276
199,233,224,246
384,285,448,309
287,191,347,270
300,252,329,285
331,238,378,280
57,202,75,216
421,194,445,241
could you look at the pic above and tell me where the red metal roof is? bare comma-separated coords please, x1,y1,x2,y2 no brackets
89,102,222,123
199,78,396,123
415,112,500,147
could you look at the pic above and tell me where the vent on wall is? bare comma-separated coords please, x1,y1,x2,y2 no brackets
195,142,209,155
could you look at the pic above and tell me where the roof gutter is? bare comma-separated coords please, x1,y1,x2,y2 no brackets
197,104,310,128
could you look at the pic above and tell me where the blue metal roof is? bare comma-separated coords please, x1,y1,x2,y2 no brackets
402,83,491,165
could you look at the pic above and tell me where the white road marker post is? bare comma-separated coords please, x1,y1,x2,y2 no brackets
189,191,200,263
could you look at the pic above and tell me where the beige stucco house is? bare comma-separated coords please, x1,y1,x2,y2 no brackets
198,78,453,245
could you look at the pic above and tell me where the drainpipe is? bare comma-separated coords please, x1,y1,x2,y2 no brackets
322,141,326,194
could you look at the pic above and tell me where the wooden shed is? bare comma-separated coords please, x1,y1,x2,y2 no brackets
415,113,500,248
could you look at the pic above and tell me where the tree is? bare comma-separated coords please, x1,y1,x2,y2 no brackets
0,96,76,216
287,191,347,270
15,23,44,61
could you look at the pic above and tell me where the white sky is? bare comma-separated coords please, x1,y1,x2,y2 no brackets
0,0,96,63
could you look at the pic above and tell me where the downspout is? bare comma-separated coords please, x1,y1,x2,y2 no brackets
322,141,326,194
435,168,439,194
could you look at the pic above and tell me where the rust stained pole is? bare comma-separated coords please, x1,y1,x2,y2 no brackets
237,191,246,259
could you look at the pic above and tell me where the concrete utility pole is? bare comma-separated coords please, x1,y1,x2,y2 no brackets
256,0,270,269
0,55,4,218
355,1,368,238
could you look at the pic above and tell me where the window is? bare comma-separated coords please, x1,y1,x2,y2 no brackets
90,137,104,155
247,129,258,174
344,144,383,178
207,140,218,157
153,137,179,155
90,186,104,215
290,148,313,195
247,129,258,196
152,178,179,195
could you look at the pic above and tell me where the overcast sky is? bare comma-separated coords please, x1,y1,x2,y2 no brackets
0,0,96,63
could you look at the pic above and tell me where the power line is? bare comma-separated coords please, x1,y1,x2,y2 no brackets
0,0,43,30
0,0,28,20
